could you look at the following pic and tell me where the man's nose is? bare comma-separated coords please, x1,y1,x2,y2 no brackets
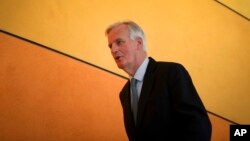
111,44,118,54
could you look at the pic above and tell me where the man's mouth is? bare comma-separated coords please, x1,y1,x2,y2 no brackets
115,56,121,60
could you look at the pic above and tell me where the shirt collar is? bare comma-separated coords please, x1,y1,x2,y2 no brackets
130,57,149,82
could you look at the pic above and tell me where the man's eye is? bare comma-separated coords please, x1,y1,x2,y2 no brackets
116,40,124,46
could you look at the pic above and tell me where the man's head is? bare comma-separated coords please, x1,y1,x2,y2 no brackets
105,21,147,51
105,21,147,76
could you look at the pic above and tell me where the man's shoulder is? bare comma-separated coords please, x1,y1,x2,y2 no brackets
157,61,182,67
149,57,184,68
148,57,187,74
156,61,185,71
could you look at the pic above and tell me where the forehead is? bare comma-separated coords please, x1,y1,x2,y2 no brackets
108,24,130,40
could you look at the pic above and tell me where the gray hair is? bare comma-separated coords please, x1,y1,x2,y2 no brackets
105,21,147,51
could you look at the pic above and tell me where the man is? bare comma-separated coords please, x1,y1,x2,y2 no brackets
105,21,212,141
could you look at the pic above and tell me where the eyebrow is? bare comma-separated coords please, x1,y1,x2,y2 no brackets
108,38,123,48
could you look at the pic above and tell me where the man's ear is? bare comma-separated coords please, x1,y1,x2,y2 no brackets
135,37,143,50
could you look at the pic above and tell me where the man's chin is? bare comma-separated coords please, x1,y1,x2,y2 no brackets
117,65,123,69
116,63,125,69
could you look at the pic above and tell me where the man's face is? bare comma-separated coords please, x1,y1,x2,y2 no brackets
107,25,138,70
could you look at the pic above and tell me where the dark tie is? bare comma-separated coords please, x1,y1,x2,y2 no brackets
131,78,138,124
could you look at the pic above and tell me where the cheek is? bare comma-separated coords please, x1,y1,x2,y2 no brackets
122,48,131,58
125,51,136,62
120,43,134,57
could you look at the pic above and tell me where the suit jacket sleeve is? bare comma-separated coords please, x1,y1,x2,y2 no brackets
169,64,212,141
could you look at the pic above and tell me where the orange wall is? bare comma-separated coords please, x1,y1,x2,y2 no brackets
0,29,235,141
209,113,232,141
0,32,127,141
217,0,250,18
0,0,249,124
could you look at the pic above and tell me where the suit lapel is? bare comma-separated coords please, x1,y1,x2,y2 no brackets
121,57,158,129
137,57,157,126
121,81,137,129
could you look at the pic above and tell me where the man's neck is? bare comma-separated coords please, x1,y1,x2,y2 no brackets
126,55,147,77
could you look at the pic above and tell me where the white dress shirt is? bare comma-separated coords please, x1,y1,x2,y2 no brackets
129,57,149,99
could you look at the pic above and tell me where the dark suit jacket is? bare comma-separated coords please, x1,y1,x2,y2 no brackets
120,57,212,141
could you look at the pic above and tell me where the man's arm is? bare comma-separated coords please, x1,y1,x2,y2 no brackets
170,64,212,141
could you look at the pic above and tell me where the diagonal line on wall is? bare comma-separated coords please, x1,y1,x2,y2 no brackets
214,0,250,21
0,29,238,125
0,29,127,80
